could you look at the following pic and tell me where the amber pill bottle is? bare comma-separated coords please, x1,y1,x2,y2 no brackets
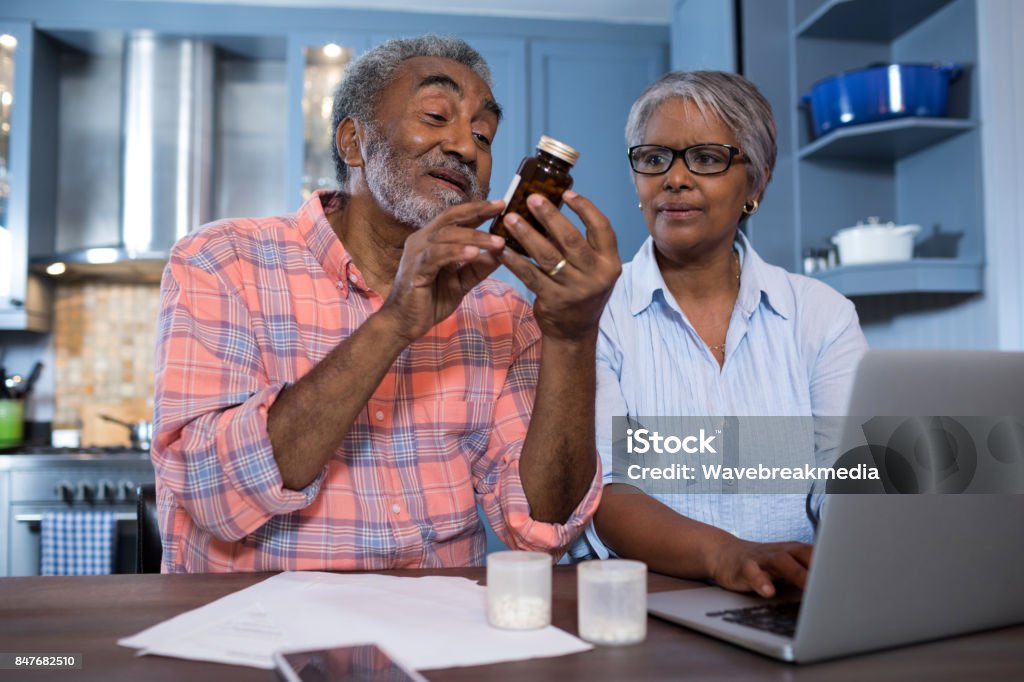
490,135,579,256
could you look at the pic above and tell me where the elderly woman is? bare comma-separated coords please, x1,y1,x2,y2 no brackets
577,71,868,597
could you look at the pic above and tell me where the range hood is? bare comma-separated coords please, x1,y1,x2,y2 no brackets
38,33,215,282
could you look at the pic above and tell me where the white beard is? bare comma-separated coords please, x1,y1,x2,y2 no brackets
362,127,487,228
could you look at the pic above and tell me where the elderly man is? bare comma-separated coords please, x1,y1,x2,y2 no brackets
152,35,621,572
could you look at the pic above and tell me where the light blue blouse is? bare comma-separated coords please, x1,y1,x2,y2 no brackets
575,232,868,559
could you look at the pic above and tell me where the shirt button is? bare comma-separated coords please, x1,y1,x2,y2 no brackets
375,410,385,421
391,504,401,514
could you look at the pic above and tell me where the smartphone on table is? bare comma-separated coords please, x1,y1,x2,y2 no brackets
273,644,427,682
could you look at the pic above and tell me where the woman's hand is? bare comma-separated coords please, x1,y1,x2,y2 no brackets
497,191,621,341
707,537,814,598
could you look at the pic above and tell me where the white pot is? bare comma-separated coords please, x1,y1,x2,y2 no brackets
831,220,920,265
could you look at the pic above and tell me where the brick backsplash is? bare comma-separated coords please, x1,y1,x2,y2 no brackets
53,282,161,428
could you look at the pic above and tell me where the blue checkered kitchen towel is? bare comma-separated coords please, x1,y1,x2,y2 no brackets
40,511,118,576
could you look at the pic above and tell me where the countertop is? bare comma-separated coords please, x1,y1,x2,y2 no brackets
2,567,1022,682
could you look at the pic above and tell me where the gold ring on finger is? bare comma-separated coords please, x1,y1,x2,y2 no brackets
546,258,568,278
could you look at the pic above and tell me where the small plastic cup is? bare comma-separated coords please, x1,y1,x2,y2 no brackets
577,559,648,645
486,551,552,630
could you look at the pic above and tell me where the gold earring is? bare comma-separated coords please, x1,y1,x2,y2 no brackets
742,199,759,215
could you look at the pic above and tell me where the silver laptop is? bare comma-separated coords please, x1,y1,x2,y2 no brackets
647,350,1024,663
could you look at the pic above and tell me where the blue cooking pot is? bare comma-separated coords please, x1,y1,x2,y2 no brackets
801,63,962,138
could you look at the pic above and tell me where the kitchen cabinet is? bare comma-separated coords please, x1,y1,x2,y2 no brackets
529,39,668,261
743,0,984,297
0,22,54,332
213,38,290,222
287,31,370,206
794,0,957,40
0,2,667,285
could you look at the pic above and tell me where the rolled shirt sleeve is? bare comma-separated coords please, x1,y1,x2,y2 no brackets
473,302,603,559
153,244,325,544
570,313,625,561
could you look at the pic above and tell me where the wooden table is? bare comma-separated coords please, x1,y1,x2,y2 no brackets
2,567,1022,681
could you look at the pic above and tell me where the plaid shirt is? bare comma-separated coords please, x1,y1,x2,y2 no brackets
153,191,601,572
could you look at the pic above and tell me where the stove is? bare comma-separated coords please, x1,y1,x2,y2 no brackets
0,446,155,576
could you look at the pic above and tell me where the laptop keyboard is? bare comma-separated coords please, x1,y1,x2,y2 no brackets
706,601,802,638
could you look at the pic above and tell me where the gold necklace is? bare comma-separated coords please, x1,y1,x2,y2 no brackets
706,251,740,354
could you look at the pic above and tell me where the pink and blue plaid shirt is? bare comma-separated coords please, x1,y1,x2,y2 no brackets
153,191,601,573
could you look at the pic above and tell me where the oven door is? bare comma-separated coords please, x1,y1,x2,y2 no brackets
10,503,139,576
4,452,154,576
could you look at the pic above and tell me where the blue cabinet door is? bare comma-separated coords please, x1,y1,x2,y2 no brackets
530,41,668,262
462,37,530,295
286,31,371,208
0,22,55,332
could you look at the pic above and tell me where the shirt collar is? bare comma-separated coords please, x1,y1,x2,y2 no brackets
627,231,792,320
734,231,792,320
296,190,366,297
626,238,671,316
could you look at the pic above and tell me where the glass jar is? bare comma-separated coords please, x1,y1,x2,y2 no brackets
490,135,578,256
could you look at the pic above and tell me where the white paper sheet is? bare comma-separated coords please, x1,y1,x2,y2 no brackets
118,572,592,670
137,602,285,669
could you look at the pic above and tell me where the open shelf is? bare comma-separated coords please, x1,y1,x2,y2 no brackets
799,118,973,162
796,0,957,40
812,259,983,296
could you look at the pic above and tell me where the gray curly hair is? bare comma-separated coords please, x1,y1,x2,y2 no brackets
330,35,494,187
625,70,777,199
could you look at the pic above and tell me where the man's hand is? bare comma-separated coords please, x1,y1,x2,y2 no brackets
493,190,619,523
707,537,814,598
497,191,621,340
381,200,507,344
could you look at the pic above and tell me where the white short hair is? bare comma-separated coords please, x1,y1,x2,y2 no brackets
625,70,777,198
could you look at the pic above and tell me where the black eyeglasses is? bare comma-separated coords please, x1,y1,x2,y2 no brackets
627,143,743,176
